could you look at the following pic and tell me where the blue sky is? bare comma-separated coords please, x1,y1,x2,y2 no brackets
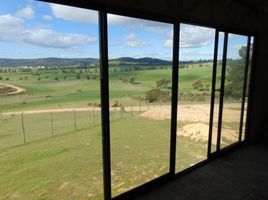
0,0,247,60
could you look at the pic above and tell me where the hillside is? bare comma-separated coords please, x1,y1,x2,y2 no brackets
0,57,172,67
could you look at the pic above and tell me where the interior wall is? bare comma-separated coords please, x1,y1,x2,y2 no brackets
248,34,268,143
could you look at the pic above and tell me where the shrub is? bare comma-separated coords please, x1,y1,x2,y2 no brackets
192,80,204,91
112,101,120,107
145,89,170,103
76,73,81,79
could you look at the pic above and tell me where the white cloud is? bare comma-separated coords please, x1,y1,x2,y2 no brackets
50,4,98,24
180,24,215,48
164,39,173,48
16,6,34,19
21,29,97,49
124,33,146,48
43,15,52,21
181,50,213,57
0,14,24,26
0,13,97,49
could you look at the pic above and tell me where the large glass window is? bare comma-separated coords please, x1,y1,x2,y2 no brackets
108,14,173,196
0,2,103,199
220,34,248,148
176,24,215,172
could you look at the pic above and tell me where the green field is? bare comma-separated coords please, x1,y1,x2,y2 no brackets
0,65,214,112
0,63,229,199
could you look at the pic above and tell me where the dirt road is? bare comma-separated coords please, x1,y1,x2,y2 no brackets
0,83,26,95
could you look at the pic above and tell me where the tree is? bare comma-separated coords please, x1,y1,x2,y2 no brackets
156,78,171,89
129,76,136,84
76,73,81,79
145,89,170,103
225,45,250,99
192,80,204,91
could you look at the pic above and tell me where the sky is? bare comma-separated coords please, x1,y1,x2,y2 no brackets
0,0,248,60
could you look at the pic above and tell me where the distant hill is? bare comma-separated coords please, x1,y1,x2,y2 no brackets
110,57,171,66
0,58,99,67
0,57,171,67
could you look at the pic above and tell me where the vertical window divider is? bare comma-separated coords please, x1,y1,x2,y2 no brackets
238,36,251,142
99,11,112,200
207,30,219,158
169,22,180,175
245,36,257,141
216,32,228,152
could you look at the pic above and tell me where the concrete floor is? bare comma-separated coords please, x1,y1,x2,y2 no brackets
135,144,268,200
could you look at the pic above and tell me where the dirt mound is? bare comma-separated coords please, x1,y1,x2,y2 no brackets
140,104,241,123
177,123,238,145
140,107,171,121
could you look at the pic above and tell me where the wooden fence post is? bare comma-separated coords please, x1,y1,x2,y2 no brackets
73,109,77,131
50,112,54,137
93,105,96,127
21,113,26,144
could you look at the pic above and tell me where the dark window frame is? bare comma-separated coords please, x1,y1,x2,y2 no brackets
21,1,256,199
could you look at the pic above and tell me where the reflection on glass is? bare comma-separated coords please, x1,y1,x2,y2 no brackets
0,2,103,199
108,14,172,196
176,24,215,172
220,34,248,148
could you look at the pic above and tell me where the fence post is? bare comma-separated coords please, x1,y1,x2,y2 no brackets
21,113,26,144
50,112,54,137
93,105,96,127
73,109,77,131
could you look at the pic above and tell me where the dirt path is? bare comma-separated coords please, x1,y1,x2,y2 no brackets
0,105,152,116
0,83,26,95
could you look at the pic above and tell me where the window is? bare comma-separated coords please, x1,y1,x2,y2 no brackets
108,14,173,196
176,24,215,172
0,1,103,199
220,34,248,148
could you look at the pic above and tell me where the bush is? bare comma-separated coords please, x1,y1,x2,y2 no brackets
145,89,170,103
112,101,120,107
192,80,209,91
76,73,81,79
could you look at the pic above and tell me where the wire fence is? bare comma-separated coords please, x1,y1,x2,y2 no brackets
0,104,156,149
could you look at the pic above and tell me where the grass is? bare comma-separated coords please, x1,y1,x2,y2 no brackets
0,113,208,200
0,63,240,199
0,64,215,112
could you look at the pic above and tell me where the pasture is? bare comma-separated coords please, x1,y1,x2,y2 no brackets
0,63,238,199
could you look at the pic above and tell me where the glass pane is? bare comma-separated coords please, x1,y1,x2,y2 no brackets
108,14,173,196
220,34,248,148
0,2,103,199
176,24,215,172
